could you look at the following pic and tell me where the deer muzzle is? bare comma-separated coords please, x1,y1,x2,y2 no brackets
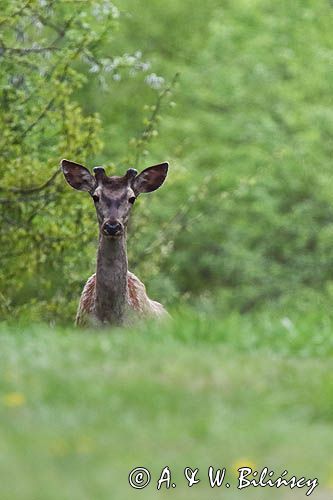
102,220,123,237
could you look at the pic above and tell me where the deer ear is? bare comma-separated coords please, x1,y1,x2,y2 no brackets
132,162,168,195
61,159,95,192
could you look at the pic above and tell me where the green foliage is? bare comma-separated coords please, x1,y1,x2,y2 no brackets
2,0,333,321
0,1,174,321
89,0,333,313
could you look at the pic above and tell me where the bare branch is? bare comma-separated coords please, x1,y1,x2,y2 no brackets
0,0,32,28
0,45,60,55
20,97,55,139
0,168,61,195
134,73,179,167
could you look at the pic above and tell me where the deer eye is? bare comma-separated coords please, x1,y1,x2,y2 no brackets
129,196,136,204
92,194,100,203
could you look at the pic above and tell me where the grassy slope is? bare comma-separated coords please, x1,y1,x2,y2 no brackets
1,311,333,499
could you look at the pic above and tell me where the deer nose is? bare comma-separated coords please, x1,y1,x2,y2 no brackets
102,221,122,236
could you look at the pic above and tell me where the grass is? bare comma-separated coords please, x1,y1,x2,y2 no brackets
0,309,333,499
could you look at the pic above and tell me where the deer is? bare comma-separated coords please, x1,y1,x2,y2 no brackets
61,159,169,327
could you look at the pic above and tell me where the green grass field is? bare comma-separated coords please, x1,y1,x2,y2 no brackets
1,309,333,499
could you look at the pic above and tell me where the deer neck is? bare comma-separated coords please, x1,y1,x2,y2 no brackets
95,232,128,325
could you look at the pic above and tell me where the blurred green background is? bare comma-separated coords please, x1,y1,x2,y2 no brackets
1,0,333,498
2,0,333,321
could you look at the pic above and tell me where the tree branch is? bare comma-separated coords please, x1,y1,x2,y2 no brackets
20,97,55,139
134,72,179,167
0,45,60,55
0,0,32,28
0,168,61,194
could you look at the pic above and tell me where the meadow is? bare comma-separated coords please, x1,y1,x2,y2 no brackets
1,1,333,498
1,309,333,499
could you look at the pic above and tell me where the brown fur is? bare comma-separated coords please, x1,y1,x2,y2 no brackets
76,271,166,326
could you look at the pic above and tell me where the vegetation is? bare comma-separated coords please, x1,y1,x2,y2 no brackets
91,0,333,314
0,0,175,321
2,0,333,320
1,312,333,499
1,1,333,498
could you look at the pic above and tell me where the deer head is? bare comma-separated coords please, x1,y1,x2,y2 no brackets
61,159,168,237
